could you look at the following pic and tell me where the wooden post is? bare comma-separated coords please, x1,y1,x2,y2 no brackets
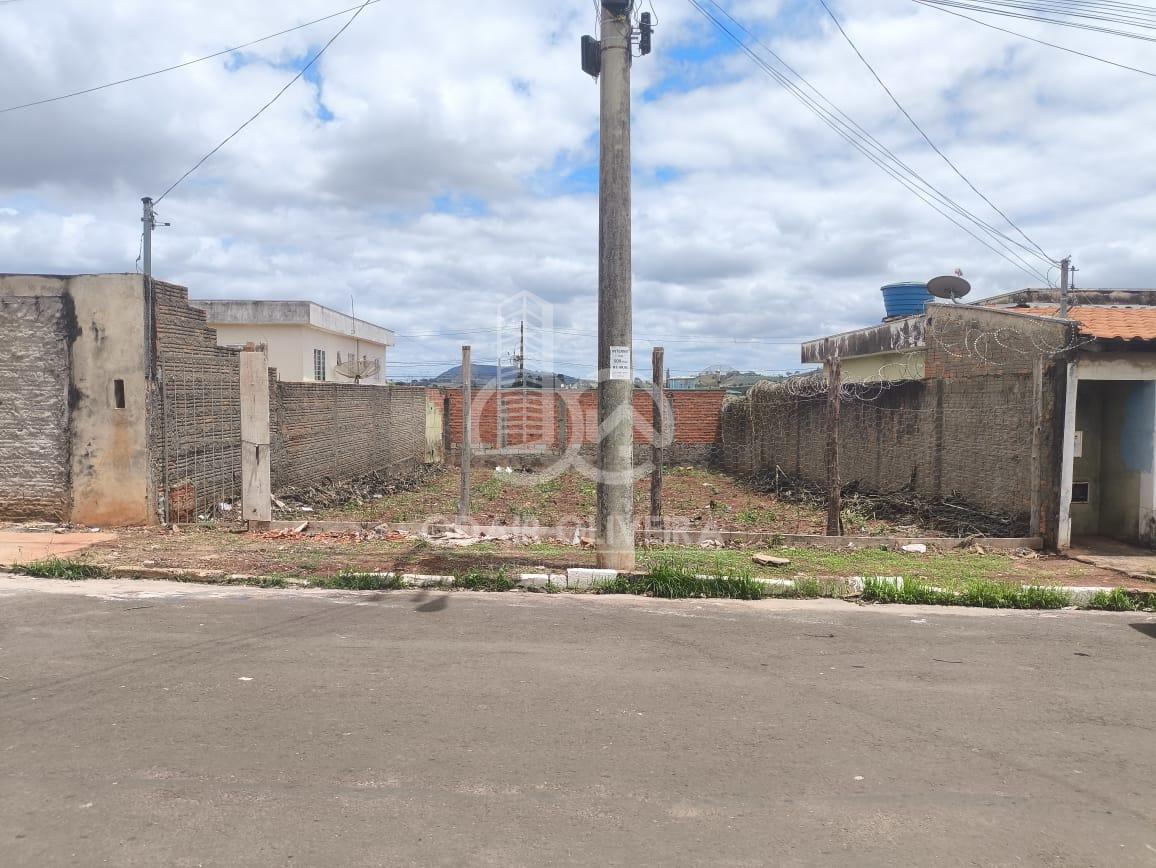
1029,358,1044,537
459,346,472,524
651,347,665,531
826,358,843,537
240,347,272,530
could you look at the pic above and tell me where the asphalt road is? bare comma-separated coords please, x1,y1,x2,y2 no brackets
1,576,1154,867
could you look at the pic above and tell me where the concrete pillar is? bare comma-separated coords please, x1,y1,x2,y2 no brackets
240,348,272,528
1058,360,1079,549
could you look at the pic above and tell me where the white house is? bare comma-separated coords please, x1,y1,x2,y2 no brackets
191,299,395,384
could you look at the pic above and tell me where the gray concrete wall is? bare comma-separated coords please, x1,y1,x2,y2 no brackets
67,275,152,526
0,274,153,526
0,278,74,520
721,373,1048,527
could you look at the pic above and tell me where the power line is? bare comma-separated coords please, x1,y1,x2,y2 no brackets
687,0,1053,283
0,0,384,115
693,0,1053,279
959,0,1156,28
914,0,1156,77
817,0,1055,264
153,0,374,204
917,0,1156,43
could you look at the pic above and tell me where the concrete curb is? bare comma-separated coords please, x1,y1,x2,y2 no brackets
62,565,1145,610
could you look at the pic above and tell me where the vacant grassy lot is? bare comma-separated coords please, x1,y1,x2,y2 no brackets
283,465,913,536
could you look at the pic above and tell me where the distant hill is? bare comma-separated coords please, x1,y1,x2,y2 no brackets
409,364,592,389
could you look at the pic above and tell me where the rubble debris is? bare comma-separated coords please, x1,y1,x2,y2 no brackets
753,555,791,567
747,468,1029,538
272,464,444,514
901,544,928,554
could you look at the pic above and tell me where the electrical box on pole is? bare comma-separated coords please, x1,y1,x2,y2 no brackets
581,35,602,78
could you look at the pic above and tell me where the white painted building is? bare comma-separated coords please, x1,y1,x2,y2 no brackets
191,300,395,384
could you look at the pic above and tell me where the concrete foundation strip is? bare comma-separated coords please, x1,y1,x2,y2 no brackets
90,565,1131,606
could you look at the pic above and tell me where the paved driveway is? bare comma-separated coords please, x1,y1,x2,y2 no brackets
1,576,1154,866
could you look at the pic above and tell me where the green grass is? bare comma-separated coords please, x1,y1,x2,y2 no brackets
1087,588,1156,612
13,558,107,580
738,506,778,527
310,571,406,591
535,478,563,496
765,576,842,599
454,567,517,592
862,577,1071,609
597,559,766,600
477,477,504,502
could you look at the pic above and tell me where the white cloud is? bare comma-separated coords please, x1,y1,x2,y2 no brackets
0,0,1153,377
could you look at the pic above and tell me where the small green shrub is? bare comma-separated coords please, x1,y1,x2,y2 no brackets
14,558,107,580
454,568,517,592
862,577,1070,610
313,571,405,591
477,477,504,502
598,560,766,600
1085,588,1156,612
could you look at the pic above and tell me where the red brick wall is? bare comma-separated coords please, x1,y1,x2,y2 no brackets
440,388,726,449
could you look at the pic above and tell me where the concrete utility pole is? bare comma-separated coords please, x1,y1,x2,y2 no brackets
459,345,472,525
587,1,647,571
142,197,156,368
1059,257,1072,318
650,347,665,532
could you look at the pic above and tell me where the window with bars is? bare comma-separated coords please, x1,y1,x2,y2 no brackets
313,349,327,381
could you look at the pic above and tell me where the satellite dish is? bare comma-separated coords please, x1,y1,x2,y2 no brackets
927,275,972,302
335,358,380,382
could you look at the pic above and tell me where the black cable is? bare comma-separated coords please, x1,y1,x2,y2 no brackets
153,0,374,204
956,0,1156,28
818,0,1054,264
689,0,1053,282
918,0,1156,42
0,0,384,115
914,0,1156,76
698,0,1053,277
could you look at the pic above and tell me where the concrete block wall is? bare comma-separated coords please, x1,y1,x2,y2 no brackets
152,281,245,521
272,382,427,489
722,373,1047,522
0,293,74,520
925,305,1075,379
153,281,430,516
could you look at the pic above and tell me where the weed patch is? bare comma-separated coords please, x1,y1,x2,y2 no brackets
311,571,405,591
598,560,766,600
1087,588,1156,612
862,577,1070,609
13,558,107,580
454,568,517,592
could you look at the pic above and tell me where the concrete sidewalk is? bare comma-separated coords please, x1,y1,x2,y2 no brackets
1,576,1155,865
1070,537,1156,584
0,530,117,567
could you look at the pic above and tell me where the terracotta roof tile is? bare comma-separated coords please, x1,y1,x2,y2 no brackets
1010,306,1156,341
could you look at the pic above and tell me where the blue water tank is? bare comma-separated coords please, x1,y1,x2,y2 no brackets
880,282,933,319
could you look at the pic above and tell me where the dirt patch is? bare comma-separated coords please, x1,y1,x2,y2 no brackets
275,465,913,536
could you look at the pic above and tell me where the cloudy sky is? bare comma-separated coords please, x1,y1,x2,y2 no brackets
2,0,1154,379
